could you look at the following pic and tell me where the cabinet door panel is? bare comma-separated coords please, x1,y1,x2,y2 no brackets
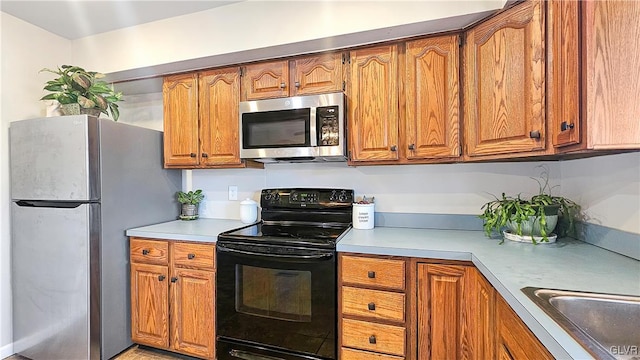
292,53,344,96
550,0,581,148
417,264,469,360
171,268,215,359
464,0,546,157
163,73,199,167
584,1,640,149
199,68,242,166
348,45,399,161
405,35,460,159
496,296,553,360
242,60,289,100
131,263,169,348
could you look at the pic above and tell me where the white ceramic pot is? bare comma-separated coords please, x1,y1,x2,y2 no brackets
240,198,258,223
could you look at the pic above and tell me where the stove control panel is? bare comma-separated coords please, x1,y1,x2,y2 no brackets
261,188,354,209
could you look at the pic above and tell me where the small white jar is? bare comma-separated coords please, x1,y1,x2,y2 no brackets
240,198,259,223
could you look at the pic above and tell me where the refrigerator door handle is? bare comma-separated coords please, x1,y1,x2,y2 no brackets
15,200,84,208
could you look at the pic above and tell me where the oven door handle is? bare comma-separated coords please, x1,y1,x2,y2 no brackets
229,349,286,360
216,243,334,261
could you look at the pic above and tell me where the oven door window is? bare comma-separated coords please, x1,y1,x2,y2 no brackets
236,265,311,322
242,108,311,148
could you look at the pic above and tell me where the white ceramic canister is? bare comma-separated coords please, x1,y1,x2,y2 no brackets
240,198,259,223
352,203,375,229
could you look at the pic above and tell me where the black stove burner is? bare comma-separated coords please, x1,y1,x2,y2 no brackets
218,222,350,248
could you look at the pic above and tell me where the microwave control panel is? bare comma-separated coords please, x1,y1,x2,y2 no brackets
317,106,340,146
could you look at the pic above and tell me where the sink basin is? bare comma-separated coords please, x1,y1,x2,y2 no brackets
522,287,640,360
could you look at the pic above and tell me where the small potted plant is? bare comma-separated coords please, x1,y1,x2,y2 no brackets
40,65,123,121
177,189,204,220
479,168,580,244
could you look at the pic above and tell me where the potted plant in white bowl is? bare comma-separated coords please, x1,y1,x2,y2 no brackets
177,189,204,220
479,170,580,244
40,65,123,121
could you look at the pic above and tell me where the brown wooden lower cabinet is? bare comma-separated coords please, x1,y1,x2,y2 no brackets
130,237,215,359
340,253,554,360
496,296,554,360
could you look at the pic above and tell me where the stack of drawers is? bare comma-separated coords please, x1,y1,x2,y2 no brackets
339,254,407,359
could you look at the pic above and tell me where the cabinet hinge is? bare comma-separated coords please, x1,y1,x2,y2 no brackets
459,144,463,155
458,34,465,47
342,53,346,65
342,81,346,92
239,67,244,77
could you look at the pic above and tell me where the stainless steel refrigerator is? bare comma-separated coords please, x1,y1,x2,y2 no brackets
10,115,181,360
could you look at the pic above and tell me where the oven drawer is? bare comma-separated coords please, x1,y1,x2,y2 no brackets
172,242,215,270
342,286,405,323
341,256,405,290
341,318,406,356
341,348,404,360
130,238,169,265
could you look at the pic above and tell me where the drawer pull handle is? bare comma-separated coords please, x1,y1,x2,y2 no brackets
188,253,196,259
158,275,166,281
367,271,376,279
369,335,376,344
171,277,178,283
142,249,149,255
368,302,376,311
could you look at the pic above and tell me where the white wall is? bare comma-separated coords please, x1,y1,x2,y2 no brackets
0,12,72,356
73,1,505,74
560,152,640,234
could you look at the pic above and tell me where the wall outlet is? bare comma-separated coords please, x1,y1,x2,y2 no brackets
228,186,238,201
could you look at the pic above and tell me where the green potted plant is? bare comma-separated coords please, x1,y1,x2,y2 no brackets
40,65,123,121
177,189,205,220
479,169,580,244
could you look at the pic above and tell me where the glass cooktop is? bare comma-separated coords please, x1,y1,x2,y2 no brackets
218,222,351,248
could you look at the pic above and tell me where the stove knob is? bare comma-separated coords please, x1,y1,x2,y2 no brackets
291,192,298,201
330,190,337,201
264,192,272,201
338,191,348,202
274,193,280,202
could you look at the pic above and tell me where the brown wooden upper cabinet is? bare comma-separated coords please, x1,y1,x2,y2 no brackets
241,52,345,101
464,0,548,160
405,35,460,161
549,0,640,152
164,67,258,169
163,73,199,167
347,44,400,162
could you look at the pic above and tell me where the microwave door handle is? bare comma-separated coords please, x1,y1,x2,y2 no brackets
310,109,318,147
217,243,333,261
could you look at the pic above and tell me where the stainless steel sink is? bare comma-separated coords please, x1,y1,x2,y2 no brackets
522,287,640,360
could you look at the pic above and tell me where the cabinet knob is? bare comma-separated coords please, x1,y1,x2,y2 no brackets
390,145,397,152
190,153,196,158
529,130,541,139
368,302,376,311
367,271,376,279
202,153,208,158
369,335,377,344
279,82,286,89
158,275,166,281
142,249,149,255
295,81,300,88
408,144,416,150
561,121,575,131
188,253,196,259
171,277,178,283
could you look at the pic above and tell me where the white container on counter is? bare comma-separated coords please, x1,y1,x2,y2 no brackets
353,203,375,229
240,198,258,223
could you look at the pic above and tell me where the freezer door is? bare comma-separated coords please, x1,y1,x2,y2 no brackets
10,116,99,201
11,201,99,360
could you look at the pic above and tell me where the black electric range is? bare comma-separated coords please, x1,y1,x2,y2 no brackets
216,188,353,360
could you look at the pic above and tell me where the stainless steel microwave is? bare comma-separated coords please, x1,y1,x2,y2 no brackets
239,92,346,162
